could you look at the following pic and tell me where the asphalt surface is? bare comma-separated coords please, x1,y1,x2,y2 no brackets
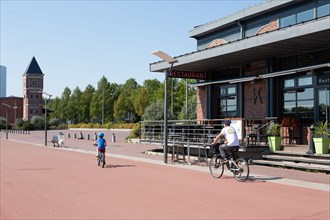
1,129,329,219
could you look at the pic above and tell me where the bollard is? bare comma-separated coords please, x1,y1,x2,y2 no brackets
112,133,116,142
306,124,315,155
87,134,90,140
74,133,77,139
68,133,71,138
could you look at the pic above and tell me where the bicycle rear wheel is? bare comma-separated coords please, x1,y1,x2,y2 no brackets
209,155,224,178
101,153,105,168
233,158,249,182
99,152,105,168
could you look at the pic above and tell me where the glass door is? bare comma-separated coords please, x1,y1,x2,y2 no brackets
318,88,330,122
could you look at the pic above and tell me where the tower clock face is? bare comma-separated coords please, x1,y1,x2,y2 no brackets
31,80,38,87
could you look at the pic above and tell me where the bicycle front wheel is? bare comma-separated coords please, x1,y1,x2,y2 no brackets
233,158,249,182
209,155,224,178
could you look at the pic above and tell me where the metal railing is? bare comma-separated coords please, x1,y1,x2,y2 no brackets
140,119,224,145
140,118,279,147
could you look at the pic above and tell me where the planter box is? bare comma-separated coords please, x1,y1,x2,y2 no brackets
313,138,330,154
268,136,281,152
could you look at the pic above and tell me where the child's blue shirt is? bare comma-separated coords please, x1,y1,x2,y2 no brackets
97,138,106,150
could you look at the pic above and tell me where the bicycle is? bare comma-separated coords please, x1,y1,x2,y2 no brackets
209,146,249,182
94,143,106,168
97,150,106,168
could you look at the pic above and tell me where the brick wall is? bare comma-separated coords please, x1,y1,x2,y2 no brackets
243,61,267,119
0,97,23,125
197,87,207,121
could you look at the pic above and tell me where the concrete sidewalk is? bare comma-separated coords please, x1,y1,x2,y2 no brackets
1,129,329,192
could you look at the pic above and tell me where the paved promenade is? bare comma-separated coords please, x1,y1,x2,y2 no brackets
1,129,329,219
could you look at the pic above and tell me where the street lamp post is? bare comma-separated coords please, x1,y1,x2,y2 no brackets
152,51,177,163
1,103,11,140
40,91,52,146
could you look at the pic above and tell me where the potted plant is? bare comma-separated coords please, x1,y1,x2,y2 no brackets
313,121,330,154
267,122,281,152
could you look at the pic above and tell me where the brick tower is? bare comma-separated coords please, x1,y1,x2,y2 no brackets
23,57,44,121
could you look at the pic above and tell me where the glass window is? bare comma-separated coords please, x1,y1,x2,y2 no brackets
297,88,314,100
282,76,314,118
317,0,330,17
217,85,237,118
284,93,295,101
284,101,295,113
284,79,294,88
298,77,312,86
280,14,296,28
228,87,236,94
297,9,314,23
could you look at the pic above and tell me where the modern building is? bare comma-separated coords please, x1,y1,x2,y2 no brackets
0,65,7,97
150,0,330,146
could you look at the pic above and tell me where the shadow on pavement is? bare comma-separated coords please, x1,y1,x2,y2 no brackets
105,164,136,168
248,176,283,182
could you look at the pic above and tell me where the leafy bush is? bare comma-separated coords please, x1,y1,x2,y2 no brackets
31,116,45,130
142,100,164,121
126,123,141,140
0,117,6,129
22,121,34,130
49,118,61,127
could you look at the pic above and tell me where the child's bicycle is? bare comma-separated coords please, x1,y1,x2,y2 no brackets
209,145,249,182
94,143,106,168
97,150,106,168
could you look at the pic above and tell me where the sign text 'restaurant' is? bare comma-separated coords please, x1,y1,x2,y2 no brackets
170,70,207,79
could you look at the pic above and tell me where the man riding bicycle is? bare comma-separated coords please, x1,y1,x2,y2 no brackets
94,132,107,163
211,120,239,162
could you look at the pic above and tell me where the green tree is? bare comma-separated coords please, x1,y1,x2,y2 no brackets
178,93,197,120
59,87,71,123
134,88,149,117
142,99,164,121
48,97,61,120
114,78,139,122
67,87,82,123
90,76,112,124
81,84,95,123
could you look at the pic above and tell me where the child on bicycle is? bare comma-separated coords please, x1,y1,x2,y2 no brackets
93,132,107,162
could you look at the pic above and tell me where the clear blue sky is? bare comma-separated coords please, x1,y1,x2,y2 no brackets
1,0,262,98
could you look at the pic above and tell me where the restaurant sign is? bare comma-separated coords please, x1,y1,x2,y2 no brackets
170,70,208,80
